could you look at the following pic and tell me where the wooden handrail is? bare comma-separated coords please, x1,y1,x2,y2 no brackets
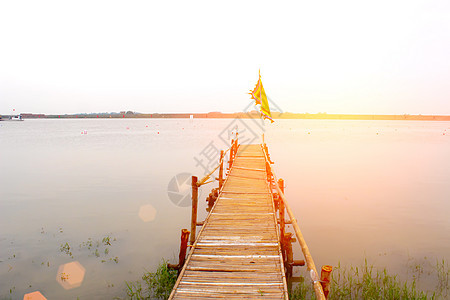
261,144,326,300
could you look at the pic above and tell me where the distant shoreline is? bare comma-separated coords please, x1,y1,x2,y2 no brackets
2,112,450,121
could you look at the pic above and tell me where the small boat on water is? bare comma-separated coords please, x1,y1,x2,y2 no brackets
9,115,24,121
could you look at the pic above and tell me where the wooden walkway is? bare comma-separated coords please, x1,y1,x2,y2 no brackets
169,144,288,299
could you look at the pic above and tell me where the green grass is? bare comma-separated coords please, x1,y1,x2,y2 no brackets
291,259,449,300
125,260,177,300
123,258,448,300
436,259,449,299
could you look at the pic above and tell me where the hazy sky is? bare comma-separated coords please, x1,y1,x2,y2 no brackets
1,0,449,115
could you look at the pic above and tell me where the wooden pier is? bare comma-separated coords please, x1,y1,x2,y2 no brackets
168,142,329,299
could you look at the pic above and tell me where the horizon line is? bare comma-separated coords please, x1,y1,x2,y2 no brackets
2,111,450,116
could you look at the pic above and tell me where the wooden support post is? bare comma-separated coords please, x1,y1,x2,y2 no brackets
278,179,285,239
167,229,190,274
206,195,213,213
179,229,189,267
230,139,234,158
320,265,333,299
284,232,294,292
273,194,280,211
265,145,272,181
229,139,234,169
190,176,198,245
206,188,218,213
262,143,268,157
263,143,273,164
219,150,224,190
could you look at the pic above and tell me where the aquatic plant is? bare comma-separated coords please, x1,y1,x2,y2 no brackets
77,234,118,262
290,259,450,300
59,242,73,258
125,260,177,300
436,259,449,298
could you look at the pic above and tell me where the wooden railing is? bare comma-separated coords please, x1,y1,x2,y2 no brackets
261,142,329,300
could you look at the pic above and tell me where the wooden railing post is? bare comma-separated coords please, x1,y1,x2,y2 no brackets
190,176,198,245
320,265,333,299
168,229,190,274
179,229,190,266
206,188,218,213
266,160,272,182
229,139,235,169
219,150,224,190
278,179,286,241
284,232,294,291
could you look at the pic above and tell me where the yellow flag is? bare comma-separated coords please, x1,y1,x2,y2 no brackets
249,71,273,122
249,71,262,105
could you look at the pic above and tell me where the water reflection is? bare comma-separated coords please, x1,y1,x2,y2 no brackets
56,261,86,290
23,291,47,300
0,119,449,298
138,204,157,222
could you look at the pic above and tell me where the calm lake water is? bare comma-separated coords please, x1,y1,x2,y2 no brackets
1,118,449,299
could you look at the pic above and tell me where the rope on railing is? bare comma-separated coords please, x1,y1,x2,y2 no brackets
196,147,230,187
